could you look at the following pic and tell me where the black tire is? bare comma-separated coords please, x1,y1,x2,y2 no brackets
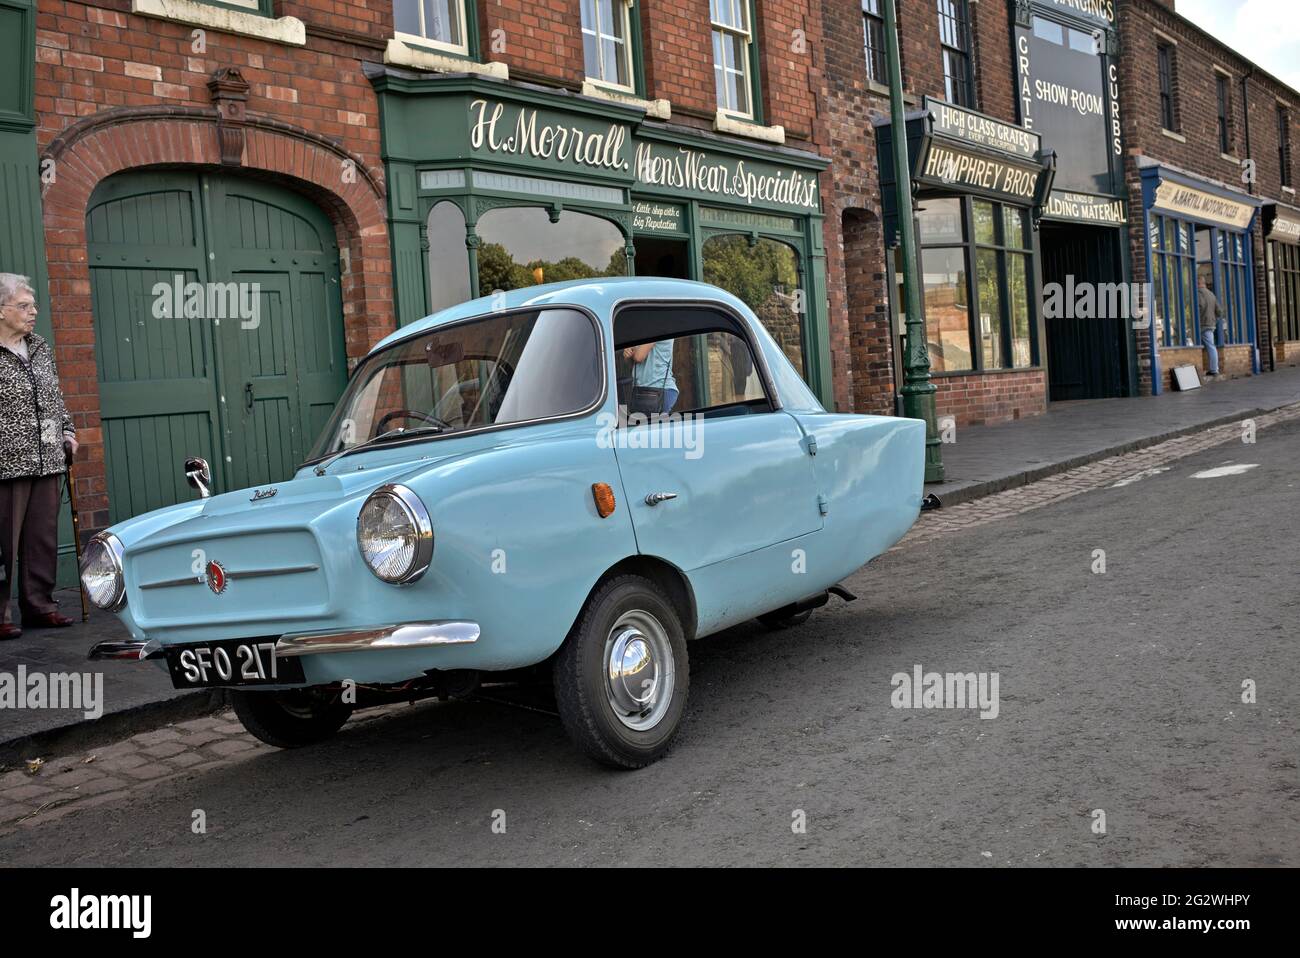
553,575,689,769
757,607,813,630
230,688,352,749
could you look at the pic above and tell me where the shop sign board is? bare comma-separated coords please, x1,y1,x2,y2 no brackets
1152,180,1255,230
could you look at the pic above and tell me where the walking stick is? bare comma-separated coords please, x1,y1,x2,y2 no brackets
63,440,90,623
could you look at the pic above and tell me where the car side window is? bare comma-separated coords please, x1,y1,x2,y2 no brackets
614,306,772,424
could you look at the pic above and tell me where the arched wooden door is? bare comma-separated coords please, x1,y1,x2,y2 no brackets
87,171,348,521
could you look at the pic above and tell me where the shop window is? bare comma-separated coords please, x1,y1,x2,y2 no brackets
1152,214,1196,347
711,0,759,119
917,198,971,372
474,207,627,298
394,0,471,56
972,200,1034,370
426,200,472,314
582,0,638,93
1217,230,1249,345
1270,241,1300,342
862,0,886,84
1157,44,1178,132
936,0,974,108
701,234,805,376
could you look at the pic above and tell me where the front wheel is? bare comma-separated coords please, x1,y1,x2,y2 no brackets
553,575,689,769
230,688,353,749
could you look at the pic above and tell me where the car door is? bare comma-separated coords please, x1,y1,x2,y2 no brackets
611,305,822,572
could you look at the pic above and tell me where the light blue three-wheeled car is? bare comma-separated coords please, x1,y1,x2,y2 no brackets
84,278,925,767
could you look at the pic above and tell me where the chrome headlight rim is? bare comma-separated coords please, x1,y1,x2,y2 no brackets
356,483,433,584
81,532,127,611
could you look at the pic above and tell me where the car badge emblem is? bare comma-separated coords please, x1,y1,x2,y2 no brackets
205,560,228,595
251,487,277,501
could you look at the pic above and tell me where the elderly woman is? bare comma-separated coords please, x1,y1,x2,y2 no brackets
0,273,77,639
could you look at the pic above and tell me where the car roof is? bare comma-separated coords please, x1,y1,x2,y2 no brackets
371,277,756,353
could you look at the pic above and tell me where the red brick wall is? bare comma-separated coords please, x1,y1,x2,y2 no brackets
34,0,393,532
818,0,1036,424
478,0,583,88
640,0,717,122
933,370,1047,429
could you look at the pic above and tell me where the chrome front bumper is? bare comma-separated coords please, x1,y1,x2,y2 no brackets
88,621,480,663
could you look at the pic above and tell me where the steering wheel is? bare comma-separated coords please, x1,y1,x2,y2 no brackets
373,409,451,437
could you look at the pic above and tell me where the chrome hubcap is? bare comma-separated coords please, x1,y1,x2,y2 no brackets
604,610,674,731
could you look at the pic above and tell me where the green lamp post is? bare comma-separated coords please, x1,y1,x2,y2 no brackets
882,0,944,482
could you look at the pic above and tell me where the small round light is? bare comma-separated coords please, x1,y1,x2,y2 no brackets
357,484,433,584
80,533,126,611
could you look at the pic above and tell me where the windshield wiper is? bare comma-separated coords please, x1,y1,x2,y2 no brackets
313,425,445,476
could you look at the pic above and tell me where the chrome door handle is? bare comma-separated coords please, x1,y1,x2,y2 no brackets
644,492,678,506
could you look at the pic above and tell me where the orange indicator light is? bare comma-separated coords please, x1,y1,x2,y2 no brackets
592,482,616,518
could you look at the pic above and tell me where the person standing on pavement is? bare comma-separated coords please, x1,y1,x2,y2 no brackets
1198,273,1226,378
0,273,78,640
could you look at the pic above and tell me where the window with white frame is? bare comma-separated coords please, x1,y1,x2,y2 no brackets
582,0,635,91
711,0,753,118
393,0,468,55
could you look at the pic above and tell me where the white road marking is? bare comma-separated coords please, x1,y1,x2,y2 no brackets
1111,467,1171,487
1191,464,1259,478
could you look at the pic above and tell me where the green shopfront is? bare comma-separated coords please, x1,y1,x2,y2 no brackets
368,70,833,404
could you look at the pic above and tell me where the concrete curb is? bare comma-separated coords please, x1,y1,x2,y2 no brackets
923,406,1273,509
0,689,229,767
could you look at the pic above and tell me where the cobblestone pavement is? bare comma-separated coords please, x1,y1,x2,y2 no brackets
2,404,1296,836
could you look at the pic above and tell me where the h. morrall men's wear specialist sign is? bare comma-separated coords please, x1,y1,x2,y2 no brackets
466,98,820,213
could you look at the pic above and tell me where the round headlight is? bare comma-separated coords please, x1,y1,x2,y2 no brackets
80,532,126,611
357,484,433,584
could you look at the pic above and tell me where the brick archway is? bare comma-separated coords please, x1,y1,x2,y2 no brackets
39,108,393,531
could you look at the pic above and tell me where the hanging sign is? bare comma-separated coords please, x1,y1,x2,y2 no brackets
925,97,1039,159
919,141,1044,202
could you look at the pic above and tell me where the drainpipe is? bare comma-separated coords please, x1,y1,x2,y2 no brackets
1242,68,1274,371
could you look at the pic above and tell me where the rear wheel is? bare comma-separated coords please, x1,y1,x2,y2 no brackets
231,688,352,748
553,575,689,769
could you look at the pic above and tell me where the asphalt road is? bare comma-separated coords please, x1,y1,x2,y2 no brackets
2,421,1297,867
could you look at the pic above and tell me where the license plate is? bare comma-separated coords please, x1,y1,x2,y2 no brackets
165,638,305,689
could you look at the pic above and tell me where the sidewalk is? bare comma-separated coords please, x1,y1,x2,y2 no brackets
925,364,1300,505
0,605,223,765
3,366,1299,762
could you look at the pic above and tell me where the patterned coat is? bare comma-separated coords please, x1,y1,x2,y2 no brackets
0,333,75,480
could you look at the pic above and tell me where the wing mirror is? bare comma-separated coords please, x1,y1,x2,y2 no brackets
184,456,212,499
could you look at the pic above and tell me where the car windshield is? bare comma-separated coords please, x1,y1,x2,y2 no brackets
308,307,602,460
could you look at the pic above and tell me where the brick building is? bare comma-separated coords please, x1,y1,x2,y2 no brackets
4,0,835,574
4,0,1300,569
1117,0,1300,393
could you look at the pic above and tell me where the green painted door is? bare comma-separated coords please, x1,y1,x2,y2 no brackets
87,172,347,522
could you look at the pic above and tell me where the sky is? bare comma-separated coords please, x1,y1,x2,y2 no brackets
1177,0,1300,92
